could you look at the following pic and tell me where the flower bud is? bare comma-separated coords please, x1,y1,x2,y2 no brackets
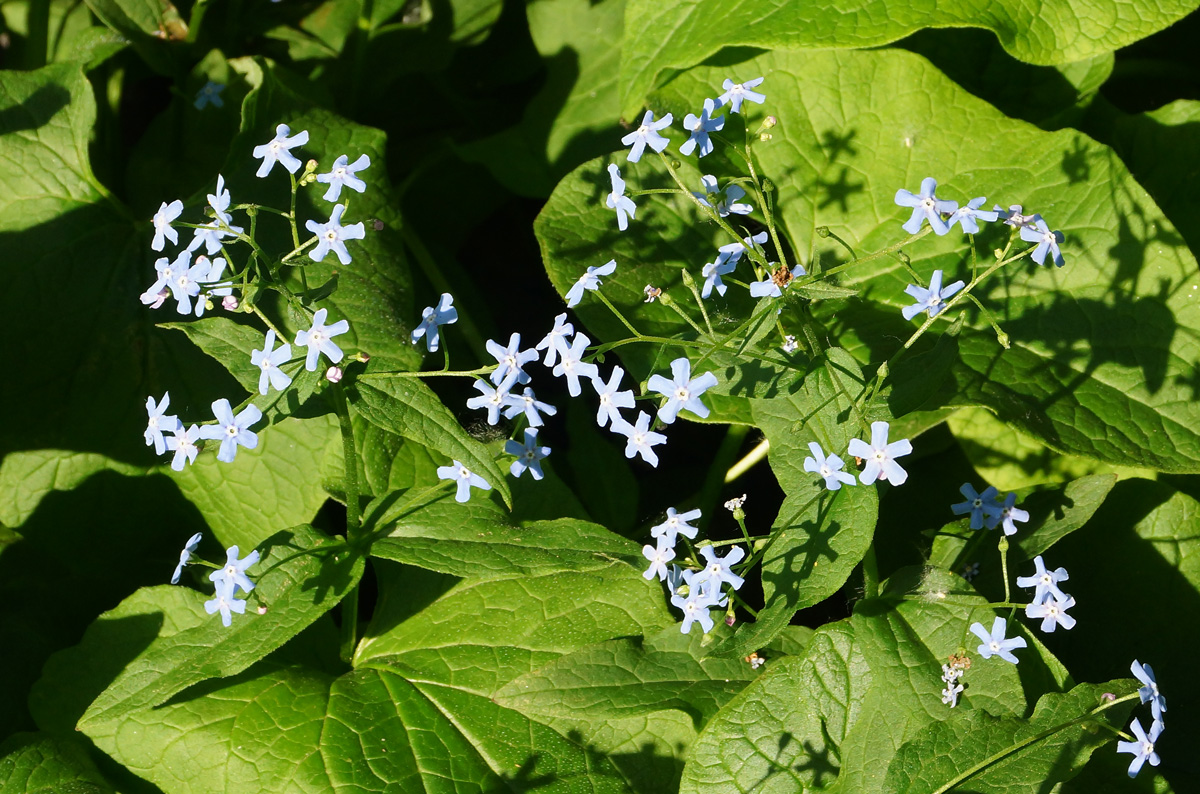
725,612,736,627
372,218,385,231
352,351,371,363
222,295,239,311
256,605,268,615
643,284,662,303
763,115,777,129
325,366,343,383
815,226,831,238
996,330,1010,349
759,132,772,142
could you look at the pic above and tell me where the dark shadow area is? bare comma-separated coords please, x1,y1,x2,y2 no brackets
0,83,71,134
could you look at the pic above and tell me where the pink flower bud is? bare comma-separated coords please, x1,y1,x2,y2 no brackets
222,295,239,311
325,366,343,383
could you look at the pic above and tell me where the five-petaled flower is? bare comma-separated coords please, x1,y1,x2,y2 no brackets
467,375,517,425
895,177,957,235
411,293,457,353
621,110,673,163
145,392,181,455
166,424,203,471
199,399,262,463
995,492,1029,535
947,197,998,234
1015,556,1070,604
536,313,573,367
251,329,293,395
253,123,310,178
306,204,365,264
719,231,768,262
605,164,637,231
647,357,718,424
803,442,857,490
996,204,1035,228
503,387,557,427
552,333,599,397
694,545,746,591
171,532,203,584
316,154,371,202
296,308,350,371
951,482,1003,529
642,536,676,581
437,460,492,502
718,77,766,114
1025,595,1077,633
151,200,183,252
1131,660,1167,724
847,421,913,486
701,252,739,299
207,174,241,232
194,81,225,110
651,507,701,546
680,98,724,158
505,427,550,480
211,545,260,593
612,410,667,467
1117,718,1162,779
694,175,753,218
970,617,1027,664
486,333,538,386
591,367,636,428
1020,216,1066,267
903,269,964,320
565,259,617,308
205,578,246,627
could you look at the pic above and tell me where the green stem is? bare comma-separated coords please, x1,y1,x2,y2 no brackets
359,367,491,380
595,291,642,338
862,545,879,599
339,584,359,664
331,383,361,539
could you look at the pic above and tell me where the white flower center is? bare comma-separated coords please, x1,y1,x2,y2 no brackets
633,432,646,445
1143,741,1154,755
489,393,503,406
675,387,690,401
324,230,337,242
989,640,1000,652
149,416,159,429
972,498,983,508
874,450,887,462
226,425,238,437
311,330,326,344
458,467,471,479
225,564,237,577
820,464,832,477
600,394,612,406
637,124,650,136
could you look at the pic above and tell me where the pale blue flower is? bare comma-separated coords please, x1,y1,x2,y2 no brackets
145,392,181,455
651,507,701,547
1025,595,1076,633
621,110,672,163
847,421,912,486
694,545,745,591
187,222,229,255
718,77,765,113
996,492,1029,535
1131,660,1167,724
895,177,956,235
647,357,718,424
951,483,1002,529
719,231,768,262
903,270,964,320
552,333,599,397
316,154,370,202
253,123,309,178
194,81,224,110
505,427,550,480
193,255,233,318
565,259,617,308
151,200,183,251
437,460,491,503
165,424,202,471
535,313,573,367
1117,718,1162,778
680,98,724,157
467,375,516,425
612,410,667,467
171,532,203,584
701,251,738,298
251,329,293,395
1020,217,1065,267
502,387,556,427
749,263,807,298
207,174,238,230
803,442,856,490
606,164,637,231
947,197,998,234
666,564,686,596
296,308,350,370
199,398,262,463
995,204,1035,229
411,293,457,353
693,175,752,217
205,578,246,627
306,204,365,264
642,536,675,581
169,253,210,316
210,544,260,593
486,333,538,385
1015,556,1070,604
970,617,1026,664
591,366,635,428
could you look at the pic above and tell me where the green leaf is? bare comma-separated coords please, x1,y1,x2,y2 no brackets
0,733,114,794
496,624,758,726
83,0,185,75
0,450,146,528
370,494,640,578
618,0,1195,115
883,682,1134,793
354,374,512,507
79,524,363,729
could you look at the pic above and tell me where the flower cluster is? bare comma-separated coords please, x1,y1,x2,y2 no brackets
803,421,914,489
1120,660,1167,777
940,654,969,708
170,533,262,629
1017,555,1076,632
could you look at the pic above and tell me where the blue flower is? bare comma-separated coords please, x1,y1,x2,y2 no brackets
565,259,617,308
306,204,365,264
1024,595,1076,633
902,269,963,321
847,421,912,486
1019,216,1065,267
251,329,293,395
947,197,998,234
642,536,676,581
167,253,208,316
1117,718,1162,778
591,366,635,428
486,333,538,385
1131,660,1167,724
535,313,573,367
253,123,309,178
171,532,203,584
1015,555,1070,604
701,252,738,299
187,222,230,256
411,293,457,353
165,424,202,471
969,617,1026,664
467,375,517,425
694,545,745,591
718,77,765,113
621,110,673,163
666,564,686,596
200,399,262,463
506,428,550,480
606,164,637,231
749,263,807,298
894,177,957,235
951,483,1002,529
316,154,370,202
612,410,667,467
995,204,1035,229
693,175,753,217
551,333,599,397
651,507,701,547
145,392,181,455
193,256,233,317
719,231,768,262
502,386,557,427
672,591,716,634
802,442,856,490
151,200,183,251
647,357,718,424
296,308,350,370
194,81,224,110
207,174,240,231
679,98,724,157
437,460,492,503
996,492,1029,535
210,544,260,593
205,578,246,627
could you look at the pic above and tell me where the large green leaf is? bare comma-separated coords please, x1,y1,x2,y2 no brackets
617,0,1198,115
0,733,114,794
79,524,363,729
